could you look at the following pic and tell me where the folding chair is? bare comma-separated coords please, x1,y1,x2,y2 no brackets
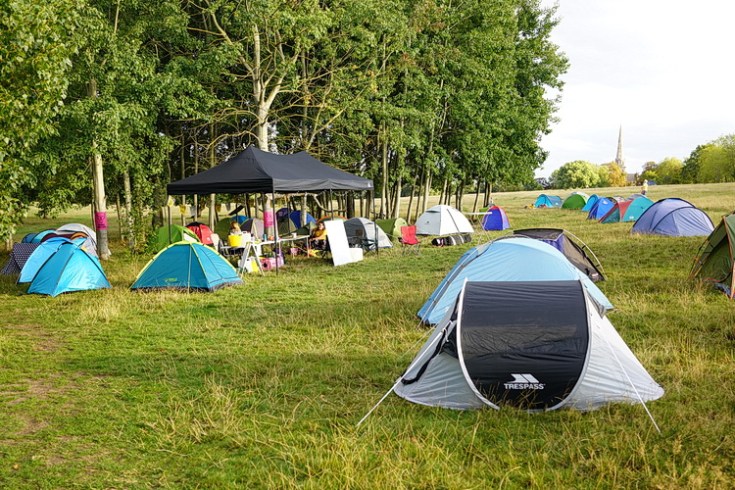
399,225,420,254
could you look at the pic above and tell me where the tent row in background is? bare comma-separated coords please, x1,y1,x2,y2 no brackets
3,201,729,299
534,192,715,237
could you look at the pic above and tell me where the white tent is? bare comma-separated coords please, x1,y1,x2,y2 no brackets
395,280,664,413
56,223,98,257
344,218,393,250
416,205,474,236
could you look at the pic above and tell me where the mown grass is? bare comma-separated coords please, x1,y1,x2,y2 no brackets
1,182,734,488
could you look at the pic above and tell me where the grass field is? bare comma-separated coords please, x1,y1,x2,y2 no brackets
1,183,734,489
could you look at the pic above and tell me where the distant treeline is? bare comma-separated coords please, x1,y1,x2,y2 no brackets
547,136,735,190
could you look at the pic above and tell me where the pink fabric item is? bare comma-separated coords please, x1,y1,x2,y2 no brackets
94,212,108,230
263,209,274,228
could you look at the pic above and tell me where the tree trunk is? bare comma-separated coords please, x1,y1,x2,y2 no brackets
380,126,388,219
123,169,135,249
406,173,417,223
91,149,110,259
193,133,199,221
89,78,110,260
456,178,465,211
472,178,482,215
180,131,186,218
115,194,123,245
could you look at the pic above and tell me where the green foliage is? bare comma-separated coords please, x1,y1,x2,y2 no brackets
0,0,569,240
0,0,81,241
698,135,735,183
655,157,683,184
602,161,627,187
596,164,610,187
550,160,600,188
640,169,657,185
681,144,708,183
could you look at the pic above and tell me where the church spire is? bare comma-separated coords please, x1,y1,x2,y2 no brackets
615,125,624,169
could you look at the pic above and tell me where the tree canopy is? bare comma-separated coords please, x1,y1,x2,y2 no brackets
2,0,569,245
550,160,600,189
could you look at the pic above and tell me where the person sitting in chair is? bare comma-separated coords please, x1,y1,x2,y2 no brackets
309,221,328,251
229,221,242,235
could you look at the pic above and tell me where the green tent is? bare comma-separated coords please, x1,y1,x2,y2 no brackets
562,192,589,209
375,217,408,240
691,212,735,299
155,225,199,251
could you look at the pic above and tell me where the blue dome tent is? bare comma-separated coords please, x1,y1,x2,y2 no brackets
632,198,714,236
277,208,316,229
581,194,600,212
586,197,616,220
18,237,74,283
533,194,562,208
27,241,111,296
29,230,55,243
416,237,613,325
481,205,510,231
131,241,242,292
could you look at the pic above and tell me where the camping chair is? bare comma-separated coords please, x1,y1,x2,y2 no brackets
399,225,420,254
350,227,378,252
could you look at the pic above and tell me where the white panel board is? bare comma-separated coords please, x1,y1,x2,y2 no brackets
324,220,361,266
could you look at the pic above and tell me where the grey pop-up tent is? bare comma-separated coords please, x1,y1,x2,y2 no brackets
356,280,663,428
394,280,663,412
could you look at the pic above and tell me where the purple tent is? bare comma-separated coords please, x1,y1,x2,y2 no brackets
481,206,511,231
631,198,714,236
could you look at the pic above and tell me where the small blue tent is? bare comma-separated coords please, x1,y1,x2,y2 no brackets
27,242,111,296
534,194,562,208
278,208,316,229
416,237,613,325
587,197,616,220
581,194,600,212
19,237,73,283
481,206,510,231
290,210,316,228
632,198,714,236
131,241,242,292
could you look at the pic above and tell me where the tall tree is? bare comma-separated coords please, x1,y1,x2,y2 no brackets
0,0,81,244
655,157,683,184
31,1,192,254
698,135,735,183
681,144,708,183
551,160,600,188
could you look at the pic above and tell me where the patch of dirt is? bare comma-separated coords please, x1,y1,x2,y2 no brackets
1,376,65,405
4,324,61,352
16,414,49,436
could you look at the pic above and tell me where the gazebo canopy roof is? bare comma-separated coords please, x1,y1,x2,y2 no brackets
167,146,373,195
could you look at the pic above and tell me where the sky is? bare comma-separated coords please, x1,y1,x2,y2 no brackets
537,0,735,178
